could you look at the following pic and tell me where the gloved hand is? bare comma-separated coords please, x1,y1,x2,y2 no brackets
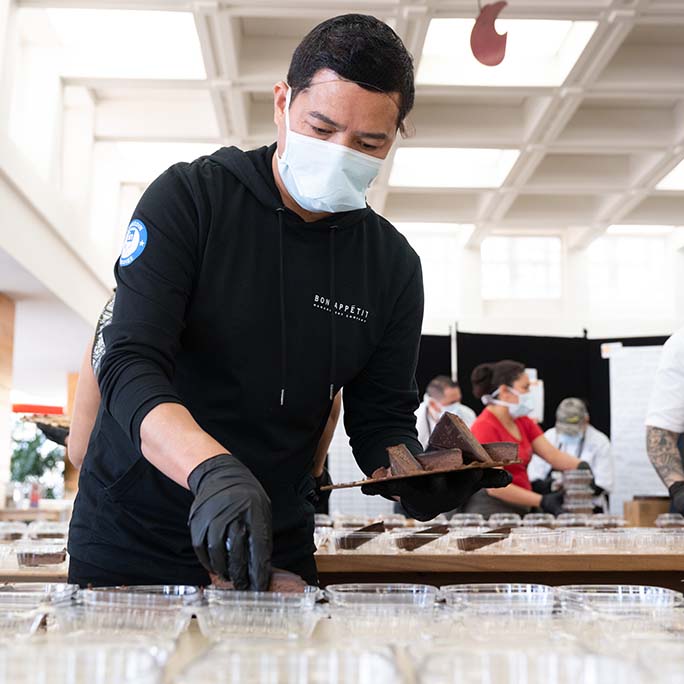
577,461,601,494
361,468,512,522
540,491,564,515
669,481,684,515
531,474,553,496
188,454,272,591
311,467,332,513
36,423,69,447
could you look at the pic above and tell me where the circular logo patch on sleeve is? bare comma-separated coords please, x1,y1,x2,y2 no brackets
120,219,148,267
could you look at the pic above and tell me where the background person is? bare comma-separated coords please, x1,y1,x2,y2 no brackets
528,398,613,512
415,375,476,448
464,360,591,517
646,327,684,514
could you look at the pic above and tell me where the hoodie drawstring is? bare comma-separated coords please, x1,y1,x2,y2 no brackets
276,208,337,407
277,208,287,406
329,226,337,401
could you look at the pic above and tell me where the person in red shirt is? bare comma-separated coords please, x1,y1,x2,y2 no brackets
465,360,588,517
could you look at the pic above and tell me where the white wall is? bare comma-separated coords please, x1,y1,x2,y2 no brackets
401,228,684,340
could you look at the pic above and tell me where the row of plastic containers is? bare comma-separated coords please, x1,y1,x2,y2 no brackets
0,581,681,682
318,524,684,555
1,581,682,639
320,512,684,529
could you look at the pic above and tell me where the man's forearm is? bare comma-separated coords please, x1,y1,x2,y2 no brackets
140,403,228,488
646,425,684,488
312,392,341,477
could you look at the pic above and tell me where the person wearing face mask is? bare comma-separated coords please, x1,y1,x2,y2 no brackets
463,361,591,517
528,398,613,512
67,14,509,590
416,376,476,449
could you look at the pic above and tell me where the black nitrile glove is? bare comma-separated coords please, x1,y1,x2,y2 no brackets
312,467,332,514
577,461,601,494
531,475,553,496
361,468,512,522
188,454,272,591
540,491,564,515
669,481,684,515
36,423,69,447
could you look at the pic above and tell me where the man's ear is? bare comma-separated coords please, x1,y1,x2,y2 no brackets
273,81,288,125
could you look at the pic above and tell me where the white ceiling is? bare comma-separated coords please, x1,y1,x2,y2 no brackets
13,0,684,249
12,0,684,246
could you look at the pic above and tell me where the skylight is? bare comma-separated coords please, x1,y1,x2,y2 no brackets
418,18,597,87
656,160,684,191
23,8,207,79
389,148,519,188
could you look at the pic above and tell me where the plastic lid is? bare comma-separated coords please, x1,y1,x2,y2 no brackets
81,585,201,608
0,582,77,606
325,583,438,607
204,585,318,609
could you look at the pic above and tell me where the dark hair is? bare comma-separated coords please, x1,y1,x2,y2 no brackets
471,360,526,400
426,375,459,399
287,14,415,135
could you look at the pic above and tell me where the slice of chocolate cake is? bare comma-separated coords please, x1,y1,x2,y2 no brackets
387,445,423,476
415,448,464,471
482,442,518,463
396,524,450,551
337,522,386,551
428,413,491,463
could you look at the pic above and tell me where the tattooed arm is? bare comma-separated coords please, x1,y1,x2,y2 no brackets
646,425,684,488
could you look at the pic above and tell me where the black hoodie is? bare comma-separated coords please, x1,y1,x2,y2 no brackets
68,143,424,583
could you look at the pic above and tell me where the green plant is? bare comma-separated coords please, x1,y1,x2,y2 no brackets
11,427,64,499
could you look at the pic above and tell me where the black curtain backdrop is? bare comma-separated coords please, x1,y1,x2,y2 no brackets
417,332,669,438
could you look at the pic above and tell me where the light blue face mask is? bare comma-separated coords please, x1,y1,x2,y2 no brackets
483,386,535,418
276,86,384,213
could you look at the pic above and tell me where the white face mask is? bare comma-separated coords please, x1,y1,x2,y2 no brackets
483,387,535,418
276,86,384,213
428,397,462,420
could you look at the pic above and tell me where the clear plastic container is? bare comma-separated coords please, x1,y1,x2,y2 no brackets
314,513,333,527
381,514,407,529
554,513,590,528
505,528,568,553
174,644,400,683
50,604,192,639
568,530,636,553
448,529,509,553
449,513,485,527
562,470,594,487
332,514,374,529
522,513,555,528
313,526,331,551
199,587,319,640
0,608,44,639
588,514,627,529
0,582,77,608
557,584,684,616
386,527,450,554
331,529,387,554
441,583,555,616
655,513,684,528
27,521,69,540
79,585,201,609
15,543,66,568
417,650,647,683
204,586,318,610
325,583,438,610
487,513,521,528
0,642,162,683
324,584,439,642
0,522,27,542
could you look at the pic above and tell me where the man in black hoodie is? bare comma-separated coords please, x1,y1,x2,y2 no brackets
68,14,510,589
